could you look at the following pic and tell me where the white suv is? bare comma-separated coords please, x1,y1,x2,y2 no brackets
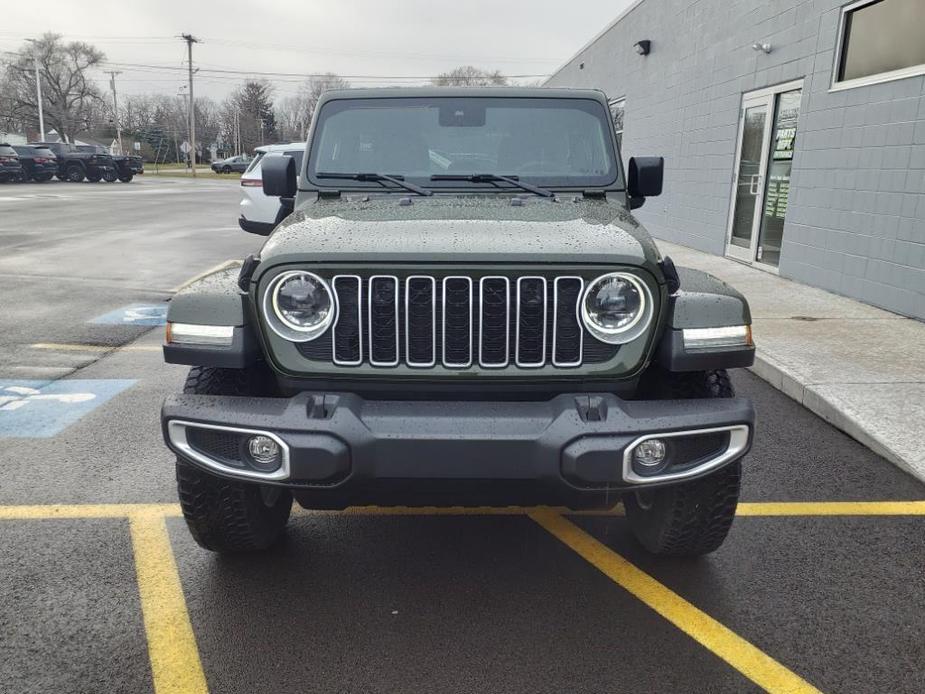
238,142,305,234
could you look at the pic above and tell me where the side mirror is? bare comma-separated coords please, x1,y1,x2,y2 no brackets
627,156,663,209
262,155,297,198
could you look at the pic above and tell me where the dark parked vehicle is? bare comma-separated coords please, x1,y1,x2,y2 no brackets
211,155,251,174
12,145,58,182
76,144,143,182
162,87,756,557
0,144,23,182
30,141,117,183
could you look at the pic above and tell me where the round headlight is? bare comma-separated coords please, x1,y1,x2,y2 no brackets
581,272,652,344
264,271,335,342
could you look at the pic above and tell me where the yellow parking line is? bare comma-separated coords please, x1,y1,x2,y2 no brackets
735,501,925,516
1,500,924,521
529,510,822,694
129,511,208,694
30,342,162,353
0,503,181,520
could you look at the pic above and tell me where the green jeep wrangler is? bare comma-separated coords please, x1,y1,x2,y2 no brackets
161,88,755,556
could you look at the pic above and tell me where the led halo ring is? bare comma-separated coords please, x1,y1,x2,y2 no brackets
580,272,654,344
263,270,336,342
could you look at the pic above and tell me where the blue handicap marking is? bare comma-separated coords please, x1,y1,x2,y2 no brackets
0,379,136,438
91,303,168,326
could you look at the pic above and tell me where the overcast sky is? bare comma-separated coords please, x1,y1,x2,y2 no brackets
0,0,633,101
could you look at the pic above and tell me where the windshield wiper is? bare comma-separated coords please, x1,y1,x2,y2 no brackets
316,171,433,196
430,173,555,198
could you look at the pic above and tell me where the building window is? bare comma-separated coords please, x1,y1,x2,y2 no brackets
833,0,925,89
608,98,625,148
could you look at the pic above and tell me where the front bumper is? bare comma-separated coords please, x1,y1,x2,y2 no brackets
162,391,754,509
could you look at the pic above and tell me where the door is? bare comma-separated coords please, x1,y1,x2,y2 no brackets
725,82,803,268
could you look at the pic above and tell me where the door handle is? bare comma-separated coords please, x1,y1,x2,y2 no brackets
749,174,763,195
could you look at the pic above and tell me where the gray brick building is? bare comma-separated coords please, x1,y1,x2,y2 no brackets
545,0,925,320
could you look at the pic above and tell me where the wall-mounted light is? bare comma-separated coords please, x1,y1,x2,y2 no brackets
579,62,585,70
751,42,772,54
634,40,651,56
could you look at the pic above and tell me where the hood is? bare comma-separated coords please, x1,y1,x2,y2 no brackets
259,195,662,271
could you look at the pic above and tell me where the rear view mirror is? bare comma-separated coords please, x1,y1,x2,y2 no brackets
262,155,297,198
627,156,664,209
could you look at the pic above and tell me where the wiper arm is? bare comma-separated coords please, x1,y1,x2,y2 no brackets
430,173,555,198
316,171,433,196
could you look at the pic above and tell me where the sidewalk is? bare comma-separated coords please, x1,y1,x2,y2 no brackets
657,239,925,482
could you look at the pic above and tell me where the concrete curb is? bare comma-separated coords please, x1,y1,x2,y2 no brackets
749,352,921,481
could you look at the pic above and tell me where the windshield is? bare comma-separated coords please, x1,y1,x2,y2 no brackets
307,96,620,190
0,145,18,156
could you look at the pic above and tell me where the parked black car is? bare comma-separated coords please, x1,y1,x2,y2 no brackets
12,145,58,182
30,141,117,183
0,144,24,182
76,144,143,182
211,154,251,173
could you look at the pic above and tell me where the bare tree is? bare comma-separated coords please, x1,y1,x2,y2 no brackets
432,66,507,87
277,73,349,141
1,33,105,142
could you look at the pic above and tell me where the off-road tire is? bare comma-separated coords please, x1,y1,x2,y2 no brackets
65,163,85,182
32,173,53,182
176,366,292,552
103,169,118,183
625,369,742,557
86,172,102,183
119,174,134,183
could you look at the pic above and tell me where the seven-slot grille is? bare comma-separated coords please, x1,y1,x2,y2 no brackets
296,273,620,369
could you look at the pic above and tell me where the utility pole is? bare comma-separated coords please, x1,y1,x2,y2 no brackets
107,71,123,155
25,38,45,141
181,33,199,177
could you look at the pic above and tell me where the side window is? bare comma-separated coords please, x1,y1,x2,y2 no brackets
834,0,925,87
608,98,625,149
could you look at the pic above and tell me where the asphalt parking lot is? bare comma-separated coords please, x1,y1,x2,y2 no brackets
1,177,923,694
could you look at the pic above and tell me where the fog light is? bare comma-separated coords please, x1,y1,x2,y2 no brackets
246,435,281,471
632,438,667,475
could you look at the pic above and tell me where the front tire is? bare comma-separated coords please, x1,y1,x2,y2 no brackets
119,173,134,183
625,369,742,557
222,165,231,174
176,366,292,552
33,173,53,182
66,164,85,182
103,169,118,182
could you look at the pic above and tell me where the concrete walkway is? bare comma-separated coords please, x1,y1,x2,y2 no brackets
657,239,925,482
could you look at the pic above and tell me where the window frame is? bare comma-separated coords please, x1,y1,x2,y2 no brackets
608,97,626,149
830,0,925,92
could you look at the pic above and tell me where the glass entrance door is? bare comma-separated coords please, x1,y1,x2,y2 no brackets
725,83,803,268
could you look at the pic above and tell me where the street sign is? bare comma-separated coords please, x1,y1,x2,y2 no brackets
133,141,141,151
0,379,136,437
90,303,168,326
180,141,191,154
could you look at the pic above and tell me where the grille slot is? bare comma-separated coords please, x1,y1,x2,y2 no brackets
333,275,362,365
406,276,436,367
442,276,473,367
369,276,399,366
553,277,584,367
516,277,547,367
319,272,619,369
479,276,509,367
